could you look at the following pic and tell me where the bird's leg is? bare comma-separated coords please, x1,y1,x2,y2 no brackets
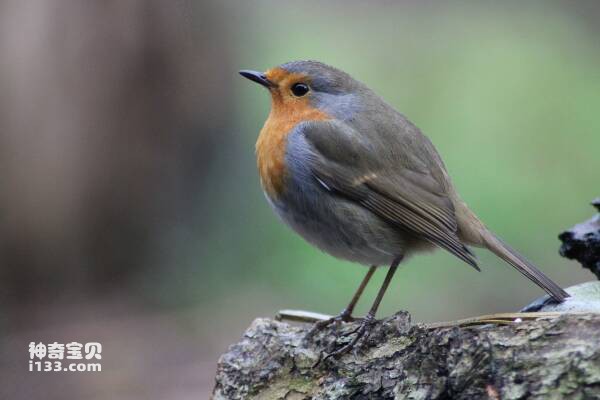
305,265,376,340
331,265,378,322
324,257,400,360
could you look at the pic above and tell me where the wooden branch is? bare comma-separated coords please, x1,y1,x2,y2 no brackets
276,309,587,329
212,311,600,399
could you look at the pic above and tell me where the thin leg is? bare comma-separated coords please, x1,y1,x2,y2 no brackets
305,265,377,339
324,257,401,360
340,265,377,318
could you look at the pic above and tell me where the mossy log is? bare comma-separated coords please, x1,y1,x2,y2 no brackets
212,311,600,399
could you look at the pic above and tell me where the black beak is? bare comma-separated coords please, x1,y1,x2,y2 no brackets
239,70,274,88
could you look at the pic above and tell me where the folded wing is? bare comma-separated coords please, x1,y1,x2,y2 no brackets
301,120,478,269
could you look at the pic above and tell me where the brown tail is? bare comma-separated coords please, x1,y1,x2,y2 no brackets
483,232,569,302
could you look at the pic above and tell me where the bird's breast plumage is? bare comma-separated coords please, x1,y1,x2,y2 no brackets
255,97,329,198
265,127,413,266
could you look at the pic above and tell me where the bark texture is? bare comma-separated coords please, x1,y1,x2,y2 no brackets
212,312,600,399
559,198,600,280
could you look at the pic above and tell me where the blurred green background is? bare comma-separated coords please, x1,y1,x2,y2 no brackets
1,1,598,399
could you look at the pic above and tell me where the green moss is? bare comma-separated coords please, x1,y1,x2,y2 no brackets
251,376,316,400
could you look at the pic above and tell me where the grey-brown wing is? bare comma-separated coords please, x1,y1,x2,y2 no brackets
302,120,478,269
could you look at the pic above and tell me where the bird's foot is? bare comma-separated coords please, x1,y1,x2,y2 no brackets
303,309,356,342
319,313,376,363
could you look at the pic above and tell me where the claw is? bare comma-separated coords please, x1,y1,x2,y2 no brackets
322,314,376,362
304,309,354,342
310,262,399,365
338,321,363,338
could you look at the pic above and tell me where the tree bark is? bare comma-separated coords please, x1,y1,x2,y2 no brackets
559,198,600,280
212,311,600,399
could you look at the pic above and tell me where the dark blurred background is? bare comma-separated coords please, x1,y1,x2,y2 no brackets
1,1,598,398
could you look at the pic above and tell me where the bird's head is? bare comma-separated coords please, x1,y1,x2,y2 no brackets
239,60,363,115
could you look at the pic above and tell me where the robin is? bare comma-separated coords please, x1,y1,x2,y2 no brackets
239,60,568,357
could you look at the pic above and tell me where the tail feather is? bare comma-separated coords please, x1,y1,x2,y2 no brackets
483,233,569,302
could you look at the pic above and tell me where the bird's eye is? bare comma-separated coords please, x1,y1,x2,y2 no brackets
291,82,309,97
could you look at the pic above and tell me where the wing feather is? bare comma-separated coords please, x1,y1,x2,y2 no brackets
302,120,478,269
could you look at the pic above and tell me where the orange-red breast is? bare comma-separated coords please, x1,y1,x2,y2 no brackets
240,61,568,356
